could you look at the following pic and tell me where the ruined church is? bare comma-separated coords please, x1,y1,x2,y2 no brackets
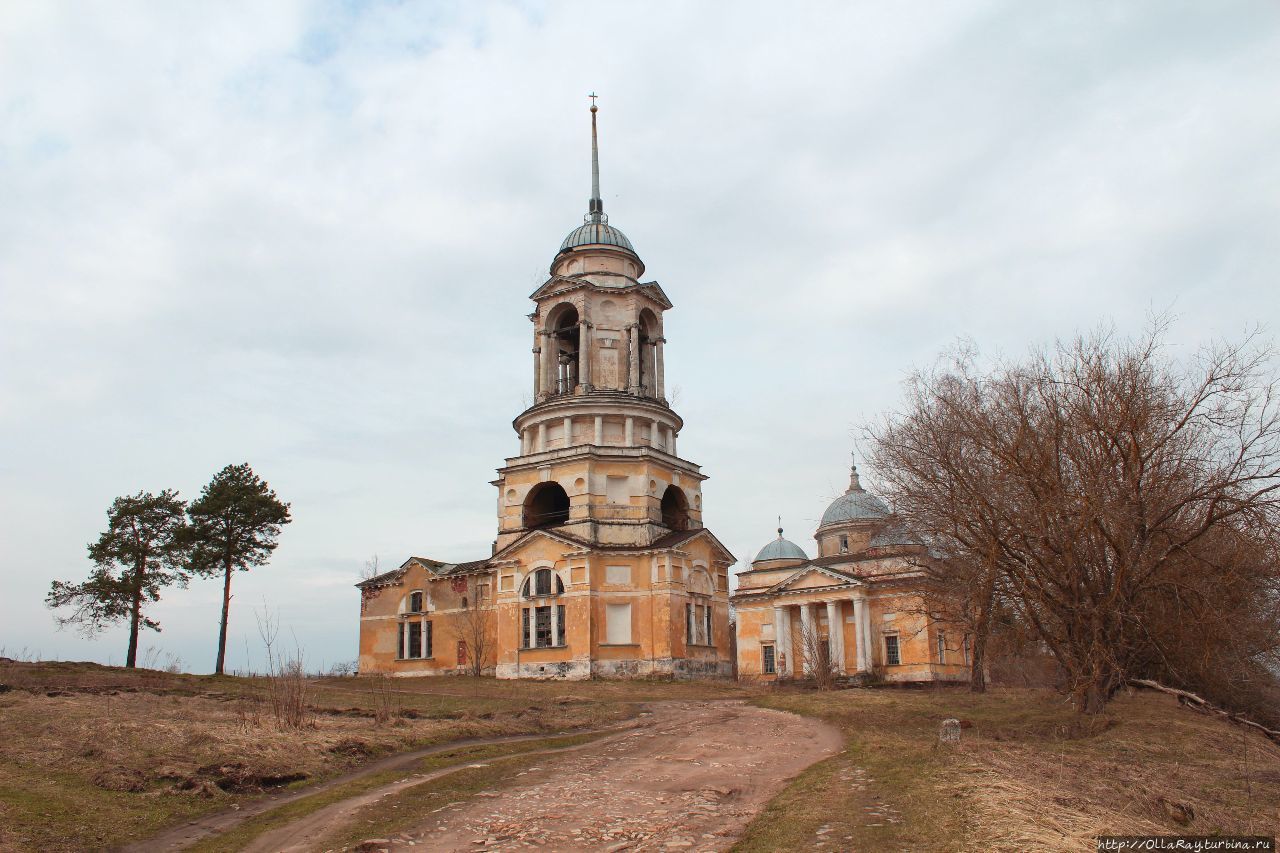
357,102,735,679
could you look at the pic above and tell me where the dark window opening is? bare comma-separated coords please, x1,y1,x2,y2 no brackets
660,485,690,530
523,482,570,529
408,591,423,613
521,568,564,599
535,605,553,647
762,644,777,675
839,534,849,554
884,635,900,666
548,304,580,395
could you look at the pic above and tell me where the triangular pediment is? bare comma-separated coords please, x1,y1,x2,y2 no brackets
767,565,861,595
489,527,591,562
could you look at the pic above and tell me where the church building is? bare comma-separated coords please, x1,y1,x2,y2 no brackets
356,102,736,679
732,459,971,683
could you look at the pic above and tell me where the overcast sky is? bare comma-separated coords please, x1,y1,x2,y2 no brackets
3,1,1278,674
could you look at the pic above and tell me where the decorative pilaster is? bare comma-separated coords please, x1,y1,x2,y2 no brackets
628,323,641,394
580,318,593,390
654,336,666,399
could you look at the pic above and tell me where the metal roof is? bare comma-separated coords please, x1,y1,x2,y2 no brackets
753,533,809,563
559,221,636,254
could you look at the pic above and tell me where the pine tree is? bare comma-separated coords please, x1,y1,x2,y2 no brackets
187,463,292,675
47,490,190,667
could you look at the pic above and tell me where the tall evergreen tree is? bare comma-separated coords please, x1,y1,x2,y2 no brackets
187,463,292,675
47,490,190,667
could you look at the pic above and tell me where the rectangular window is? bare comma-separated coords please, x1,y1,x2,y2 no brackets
606,565,631,585
409,591,423,613
535,605,553,648
762,644,777,675
521,607,530,647
936,631,946,665
884,634,900,666
397,622,405,658
424,620,433,658
556,604,565,647
407,621,423,659
704,604,713,645
606,602,632,644
686,603,694,642
839,534,849,553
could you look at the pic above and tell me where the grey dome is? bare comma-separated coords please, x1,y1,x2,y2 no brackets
559,221,636,254
820,460,890,527
754,532,808,563
868,522,921,549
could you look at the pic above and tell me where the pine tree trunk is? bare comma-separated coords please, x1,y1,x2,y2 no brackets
215,558,232,675
125,558,144,668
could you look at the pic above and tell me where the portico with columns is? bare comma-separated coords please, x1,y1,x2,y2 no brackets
732,461,972,684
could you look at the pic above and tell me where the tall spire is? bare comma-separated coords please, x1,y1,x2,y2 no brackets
588,93,604,223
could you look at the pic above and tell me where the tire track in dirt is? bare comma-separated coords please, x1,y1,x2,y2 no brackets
262,700,843,852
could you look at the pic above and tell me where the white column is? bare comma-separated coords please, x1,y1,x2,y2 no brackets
628,324,640,394
853,597,867,672
624,416,634,445
525,606,535,648
594,415,603,445
532,344,541,397
580,321,592,389
563,416,573,448
859,595,873,670
550,599,560,646
826,600,845,674
537,422,547,452
401,618,409,659
654,337,666,399
774,605,791,677
651,418,662,449
800,603,815,674
540,331,555,397
667,427,676,455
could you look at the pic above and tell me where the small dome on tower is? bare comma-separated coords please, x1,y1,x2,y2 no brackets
753,527,809,564
559,222,636,254
819,457,890,528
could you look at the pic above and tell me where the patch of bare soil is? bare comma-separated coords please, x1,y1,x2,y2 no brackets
257,700,842,852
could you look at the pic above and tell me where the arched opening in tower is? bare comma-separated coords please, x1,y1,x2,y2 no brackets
660,484,691,530
637,308,658,396
547,304,580,395
523,481,571,529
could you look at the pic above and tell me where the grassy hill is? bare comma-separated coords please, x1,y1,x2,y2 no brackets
0,659,1275,851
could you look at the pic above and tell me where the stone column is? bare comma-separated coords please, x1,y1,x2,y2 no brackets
800,603,815,674
826,600,845,674
773,604,791,677
562,416,573,449
532,344,541,397
540,331,556,398
594,415,603,445
537,422,547,453
852,596,867,672
525,605,535,649
624,416,634,445
580,321,592,389
651,418,662,449
550,598,560,646
401,618,409,659
859,595,874,670
654,336,666,399
667,427,676,456
628,324,641,394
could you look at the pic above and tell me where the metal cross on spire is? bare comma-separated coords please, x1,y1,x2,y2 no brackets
588,91,598,107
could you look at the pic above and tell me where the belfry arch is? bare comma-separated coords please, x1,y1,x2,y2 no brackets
545,303,580,395
523,481,570,529
660,484,691,530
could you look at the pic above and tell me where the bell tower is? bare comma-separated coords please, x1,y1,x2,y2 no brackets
493,100,705,550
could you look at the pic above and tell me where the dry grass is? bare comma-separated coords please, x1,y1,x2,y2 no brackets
0,660,746,852
737,684,1280,851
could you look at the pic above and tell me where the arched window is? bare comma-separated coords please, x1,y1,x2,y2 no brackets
521,568,564,598
519,568,566,648
523,482,570,528
406,590,424,613
660,485,690,530
546,303,580,395
637,308,658,395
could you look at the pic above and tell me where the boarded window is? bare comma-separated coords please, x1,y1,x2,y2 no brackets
884,634,900,666
606,565,631,585
606,475,629,504
606,602,632,644
762,644,777,675
408,591,423,613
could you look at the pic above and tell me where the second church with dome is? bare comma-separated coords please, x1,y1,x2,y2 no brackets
731,460,971,683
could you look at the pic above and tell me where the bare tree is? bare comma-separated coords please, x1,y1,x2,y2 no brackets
870,324,1280,715
457,576,492,678
361,554,381,581
798,621,838,690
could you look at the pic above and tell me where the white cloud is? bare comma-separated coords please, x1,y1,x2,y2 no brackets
3,0,1278,670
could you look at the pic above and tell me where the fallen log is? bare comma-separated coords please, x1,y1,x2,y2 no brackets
1128,679,1280,746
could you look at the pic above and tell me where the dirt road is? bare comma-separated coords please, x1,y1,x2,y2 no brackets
253,700,842,852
